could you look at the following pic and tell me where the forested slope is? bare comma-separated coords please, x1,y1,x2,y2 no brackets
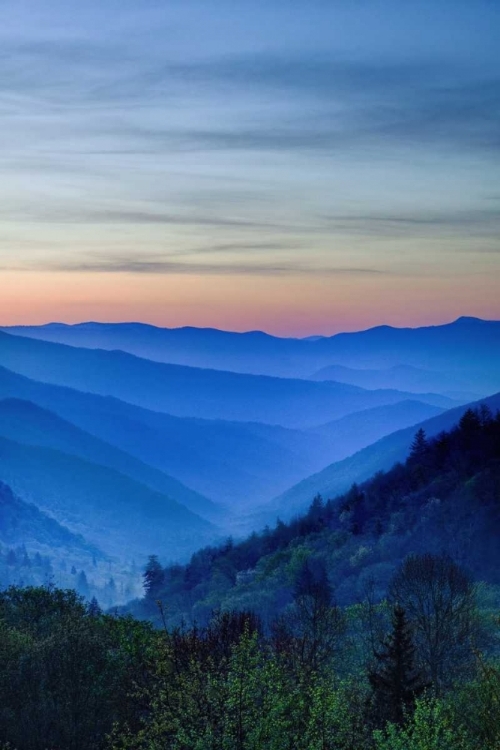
130,404,500,627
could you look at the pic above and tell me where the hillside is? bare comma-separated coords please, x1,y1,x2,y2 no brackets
128,404,500,627
0,434,217,562
0,366,447,509
306,400,444,459
269,391,500,520
0,480,97,554
309,363,479,401
4,318,500,393
0,397,218,520
0,330,455,428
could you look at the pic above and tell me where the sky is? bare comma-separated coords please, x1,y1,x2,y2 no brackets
0,0,499,336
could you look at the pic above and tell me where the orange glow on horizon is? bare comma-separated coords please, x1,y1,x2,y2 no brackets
1,270,499,336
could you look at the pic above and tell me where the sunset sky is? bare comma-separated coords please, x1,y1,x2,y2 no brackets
1,0,499,336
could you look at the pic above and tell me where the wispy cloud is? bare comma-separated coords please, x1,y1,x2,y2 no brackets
320,208,500,238
5,251,391,277
0,0,498,306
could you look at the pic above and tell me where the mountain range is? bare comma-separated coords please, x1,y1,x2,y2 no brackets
0,317,498,584
4,317,499,393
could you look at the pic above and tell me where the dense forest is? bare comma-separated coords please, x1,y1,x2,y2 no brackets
0,560,499,749
0,406,499,749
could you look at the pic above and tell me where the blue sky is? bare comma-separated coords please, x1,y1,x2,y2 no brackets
0,0,499,333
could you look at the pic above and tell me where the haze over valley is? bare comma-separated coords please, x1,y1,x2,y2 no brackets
1,316,499,606
1,3,500,746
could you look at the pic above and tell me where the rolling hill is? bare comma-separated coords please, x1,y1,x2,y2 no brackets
309,363,480,401
0,330,456,428
127,402,500,626
268,391,500,521
307,399,444,458
0,397,218,520
0,480,98,556
0,434,217,562
4,317,500,394
0,367,449,510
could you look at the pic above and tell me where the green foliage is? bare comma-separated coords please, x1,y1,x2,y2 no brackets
3,411,500,748
373,697,471,750
0,585,153,750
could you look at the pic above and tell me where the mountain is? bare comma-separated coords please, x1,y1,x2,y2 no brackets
0,434,217,562
0,330,456,429
307,400,444,459
269,392,500,521
309,363,480,401
0,367,449,510
3,317,500,393
127,403,500,626
0,480,97,555
0,397,218,520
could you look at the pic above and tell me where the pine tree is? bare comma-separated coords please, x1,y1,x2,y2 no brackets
143,555,164,598
369,605,427,726
77,570,90,598
408,428,430,487
409,428,428,461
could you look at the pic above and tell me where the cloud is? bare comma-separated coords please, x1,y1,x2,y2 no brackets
320,208,500,238
6,251,391,277
2,33,499,157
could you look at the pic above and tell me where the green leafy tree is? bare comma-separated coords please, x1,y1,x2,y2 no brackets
373,696,471,750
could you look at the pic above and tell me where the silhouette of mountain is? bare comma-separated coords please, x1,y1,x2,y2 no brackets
0,480,99,556
307,400,444,458
0,397,218,520
136,402,500,625
0,367,448,510
268,391,500,521
309,363,479,401
0,330,456,429
0,433,217,561
3,317,499,393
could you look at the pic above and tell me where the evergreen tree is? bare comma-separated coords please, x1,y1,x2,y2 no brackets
76,570,90,598
369,605,427,726
143,555,164,598
408,428,430,487
409,428,428,461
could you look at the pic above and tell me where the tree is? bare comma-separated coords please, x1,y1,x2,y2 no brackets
274,558,345,677
143,555,164,598
409,429,428,461
373,696,470,750
76,570,90,598
389,554,478,691
369,605,428,726
0,585,152,750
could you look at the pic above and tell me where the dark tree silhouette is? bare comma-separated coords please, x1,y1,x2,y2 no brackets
369,605,427,726
143,554,164,598
389,554,478,691
409,428,428,460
